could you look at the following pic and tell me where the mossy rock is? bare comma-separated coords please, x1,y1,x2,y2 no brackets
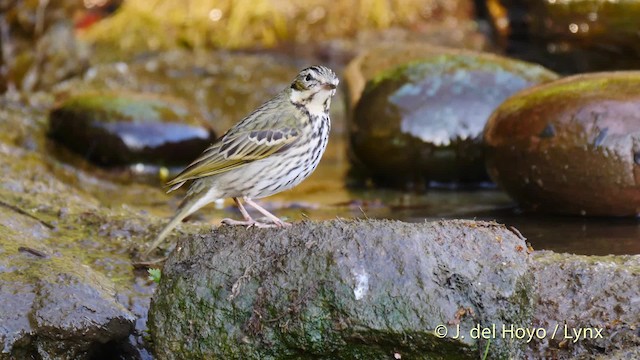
49,92,216,166
149,219,534,359
350,53,558,189
484,71,640,216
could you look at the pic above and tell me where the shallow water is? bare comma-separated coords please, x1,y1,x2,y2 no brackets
159,137,640,257
42,50,638,257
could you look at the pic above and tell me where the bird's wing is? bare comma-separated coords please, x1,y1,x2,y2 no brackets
165,111,301,191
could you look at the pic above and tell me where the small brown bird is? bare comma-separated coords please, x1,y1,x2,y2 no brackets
144,66,338,256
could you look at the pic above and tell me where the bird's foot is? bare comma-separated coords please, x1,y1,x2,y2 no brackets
276,220,293,227
252,221,281,228
221,217,292,228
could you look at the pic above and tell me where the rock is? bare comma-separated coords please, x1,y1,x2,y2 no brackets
148,220,640,359
0,206,135,359
484,71,640,216
530,252,640,358
48,92,216,167
149,219,534,359
350,53,558,188
595,347,640,360
482,0,640,73
344,43,479,111
1,103,163,359
52,50,302,132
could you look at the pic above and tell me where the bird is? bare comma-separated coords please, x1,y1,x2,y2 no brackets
144,65,339,256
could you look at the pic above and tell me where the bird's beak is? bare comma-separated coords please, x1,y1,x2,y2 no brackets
323,83,337,90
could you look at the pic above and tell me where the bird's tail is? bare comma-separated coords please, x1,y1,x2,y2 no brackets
143,186,219,257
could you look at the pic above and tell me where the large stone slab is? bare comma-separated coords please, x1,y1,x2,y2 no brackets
149,219,533,359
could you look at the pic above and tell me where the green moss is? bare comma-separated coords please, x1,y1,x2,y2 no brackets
496,72,640,116
365,53,558,94
58,93,193,124
147,220,536,359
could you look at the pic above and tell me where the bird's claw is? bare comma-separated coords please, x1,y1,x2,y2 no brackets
221,218,255,227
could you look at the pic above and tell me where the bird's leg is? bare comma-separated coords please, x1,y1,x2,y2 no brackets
221,197,256,226
243,197,292,227
235,197,253,222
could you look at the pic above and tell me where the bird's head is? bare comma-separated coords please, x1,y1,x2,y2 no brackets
289,66,339,114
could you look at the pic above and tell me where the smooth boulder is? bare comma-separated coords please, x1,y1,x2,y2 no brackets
484,71,640,216
49,92,216,167
343,43,480,110
350,52,558,188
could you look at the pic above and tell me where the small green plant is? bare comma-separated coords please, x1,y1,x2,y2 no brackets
481,338,491,360
148,268,162,283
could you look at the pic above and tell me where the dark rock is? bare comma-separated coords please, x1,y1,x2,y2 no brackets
350,53,558,188
48,92,216,167
530,252,640,358
595,347,640,360
483,0,640,74
484,71,640,216
0,206,135,359
149,219,534,359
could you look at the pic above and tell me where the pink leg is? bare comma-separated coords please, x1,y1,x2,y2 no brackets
221,197,256,226
243,197,291,227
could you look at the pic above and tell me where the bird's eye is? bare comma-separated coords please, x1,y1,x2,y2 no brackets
305,74,312,82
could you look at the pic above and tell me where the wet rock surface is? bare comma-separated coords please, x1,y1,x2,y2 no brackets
484,71,640,216
350,53,558,188
0,101,160,359
0,206,135,359
49,93,216,167
343,43,480,111
148,220,640,359
149,219,533,359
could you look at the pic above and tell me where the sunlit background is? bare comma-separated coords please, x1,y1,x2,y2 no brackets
1,0,640,358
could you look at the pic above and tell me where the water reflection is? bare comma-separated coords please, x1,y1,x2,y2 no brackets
349,190,640,256
200,184,640,256
480,212,640,256
113,120,640,257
